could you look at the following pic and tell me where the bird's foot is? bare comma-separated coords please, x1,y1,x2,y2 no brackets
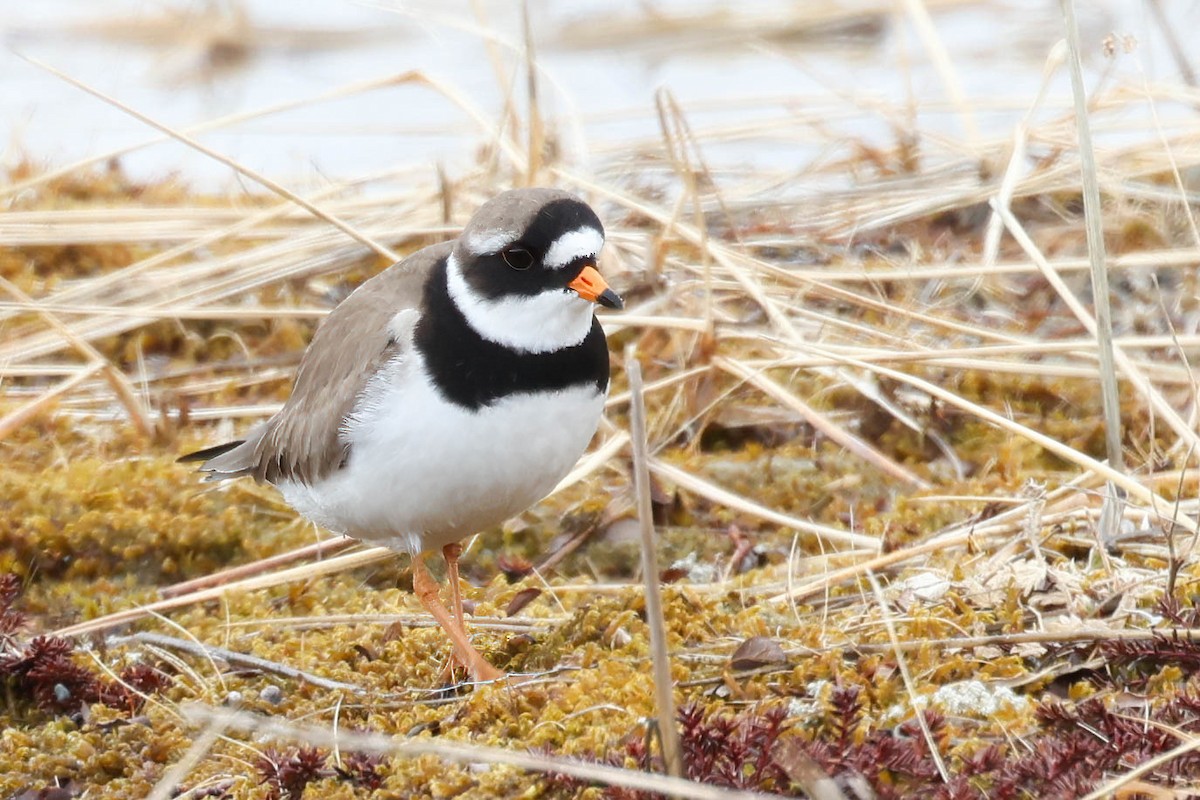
438,650,505,687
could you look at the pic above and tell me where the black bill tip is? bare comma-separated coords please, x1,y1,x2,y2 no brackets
598,287,624,310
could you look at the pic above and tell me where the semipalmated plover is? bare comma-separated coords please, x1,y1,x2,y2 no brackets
181,188,622,683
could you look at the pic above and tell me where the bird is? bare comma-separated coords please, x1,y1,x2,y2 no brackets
180,187,622,684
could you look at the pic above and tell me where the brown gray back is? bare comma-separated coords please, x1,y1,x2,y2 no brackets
199,241,450,485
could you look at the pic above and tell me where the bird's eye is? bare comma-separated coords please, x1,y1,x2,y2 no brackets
501,246,534,270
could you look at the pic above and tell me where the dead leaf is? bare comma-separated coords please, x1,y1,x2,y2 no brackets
729,635,786,671
497,553,533,581
381,621,406,644
505,587,542,617
659,566,689,583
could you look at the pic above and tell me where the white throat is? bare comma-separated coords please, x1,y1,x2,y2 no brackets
445,252,595,354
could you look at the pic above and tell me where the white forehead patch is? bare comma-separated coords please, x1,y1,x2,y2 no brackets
444,253,594,354
544,227,604,270
463,228,519,257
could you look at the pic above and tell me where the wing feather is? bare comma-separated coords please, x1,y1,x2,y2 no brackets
185,241,449,486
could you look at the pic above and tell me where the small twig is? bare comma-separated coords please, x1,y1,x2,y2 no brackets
626,346,684,779
679,626,1200,689
848,625,1200,653
110,631,364,694
535,495,632,576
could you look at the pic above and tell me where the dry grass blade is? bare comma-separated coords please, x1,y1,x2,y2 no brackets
1060,0,1124,544
0,72,423,202
842,625,1200,655
901,0,978,143
650,459,879,550
0,276,151,439
10,7,1200,794
158,536,357,599
18,53,401,262
800,342,1198,532
0,362,104,441
0,174,407,366
865,570,949,782
182,705,779,800
785,247,1200,284
51,548,394,638
521,0,543,185
146,721,227,800
1080,732,1200,800
767,486,1091,604
994,204,1200,459
626,349,684,779
1145,0,1197,87
716,356,929,489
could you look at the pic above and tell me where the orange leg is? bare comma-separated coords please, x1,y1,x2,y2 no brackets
438,542,471,683
411,552,503,684
443,542,466,637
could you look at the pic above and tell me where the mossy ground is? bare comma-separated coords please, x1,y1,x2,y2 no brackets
3,163,1200,799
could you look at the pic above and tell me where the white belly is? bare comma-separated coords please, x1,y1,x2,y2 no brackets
278,359,606,555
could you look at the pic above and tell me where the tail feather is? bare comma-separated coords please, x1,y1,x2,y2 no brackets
177,440,245,464
178,429,264,481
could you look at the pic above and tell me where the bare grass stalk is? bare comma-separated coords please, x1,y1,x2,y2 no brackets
626,349,684,779
1060,0,1125,545
183,705,778,800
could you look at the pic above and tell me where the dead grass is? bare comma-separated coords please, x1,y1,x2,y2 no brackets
4,1,1200,798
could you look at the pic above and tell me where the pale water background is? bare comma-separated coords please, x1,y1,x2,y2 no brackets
1,1,1197,189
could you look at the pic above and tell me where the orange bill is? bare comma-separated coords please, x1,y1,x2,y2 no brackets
568,265,624,309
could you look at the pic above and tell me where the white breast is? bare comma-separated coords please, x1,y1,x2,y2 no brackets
278,353,606,555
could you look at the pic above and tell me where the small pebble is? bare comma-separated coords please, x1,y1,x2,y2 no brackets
259,685,283,705
223,691,243,707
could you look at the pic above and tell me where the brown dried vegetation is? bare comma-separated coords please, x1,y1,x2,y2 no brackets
5,4,1200,798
